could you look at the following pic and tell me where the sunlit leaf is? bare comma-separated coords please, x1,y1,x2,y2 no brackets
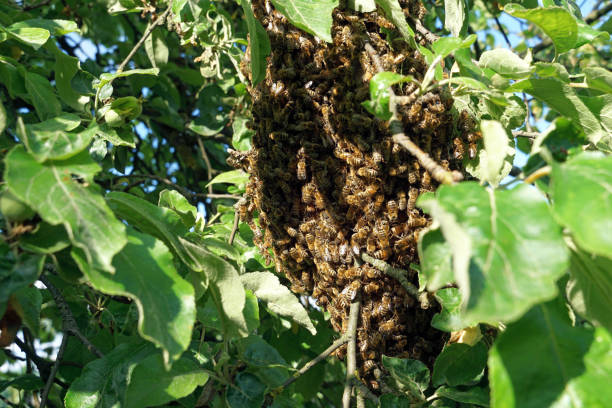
73,228,195,365
432,342,487,387
551,152,612,258
375,0,416,46
504,4,578,54
418,182,568,325
241,0,271,85
5,146,126,273
444,0,466,37
478,49,533,79
241,271,316,335
270,0,338,43
489,296,612,408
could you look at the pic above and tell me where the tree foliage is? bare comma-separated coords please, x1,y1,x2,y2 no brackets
0,0,611,407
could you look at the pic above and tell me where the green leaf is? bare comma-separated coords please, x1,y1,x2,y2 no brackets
18,115,97,162
65,341,156,408
4,24,49,49
362,72,413,120
144,28,168,68
509,77,605,145
348,0,376,12
418,183,569,325
13,286,42,335
465,119,514,187
158,189,198,227
241,0,270,86
566,248,612,332
433,342,487,387
206,169,249,188
50,43,90,111
0,374,44,393
226,372,266,408
379,394,411,408
435,386,489,407
0,253,44,313
431,35,476,59
125,353,209,407
5,146,126,274
444,0,466,37
98,68,159,85
0,98,6,134
375,0,416,46
73,228,195,365
489,296,612,408
417,227,453,291
238,335,289,387
551,153,612,258
478,49,533,79
575,20,610,48
431,288,470,332
270,0,338,43
241,271,316,335
19,222,70,254
232,116,254,151
93,123,136,147
179,239,249,337
24,71,61,121
9,19,78,36
382,356,429,401
504,4,578,54
585,67,612,94
106,192,196,268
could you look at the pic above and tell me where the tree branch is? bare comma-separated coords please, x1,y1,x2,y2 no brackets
585,3,612,24
281,336,350,388
115,6,173,74
364,43,462,186
40,334,68,408
342,297,361,408
361,253,429,308
39,275,104,359
228,210,239,245
512,130,539,139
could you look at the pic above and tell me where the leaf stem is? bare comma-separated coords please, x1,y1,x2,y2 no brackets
40,333,68,408
524,165,551,184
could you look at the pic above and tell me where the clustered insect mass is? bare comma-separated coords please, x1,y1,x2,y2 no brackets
229,0,479,390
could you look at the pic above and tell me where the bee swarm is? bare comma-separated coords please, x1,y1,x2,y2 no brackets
229,0,477,390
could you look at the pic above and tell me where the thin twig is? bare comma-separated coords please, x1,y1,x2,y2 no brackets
408,16,439,44
39,276,104,358
585,3,612,24
115,6,173,74
228,210,239,245
494,16,512,48
342,297,361,408
40,334,68,408
524,165,551,184
23,0,51,10
196,137,214,194
361,253,429,308
364,43,461,186
512,130,539,139
206,194,243,200
281,336,350,388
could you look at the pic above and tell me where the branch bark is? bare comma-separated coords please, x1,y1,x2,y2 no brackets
342,297,361,408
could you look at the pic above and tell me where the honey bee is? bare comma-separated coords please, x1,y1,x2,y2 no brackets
397,191,407,211
299,219,316,233
468,142,478,159
297,147,307,181
351,114,372,128
408,188,419,210
389,164,408,176
291,244,308,263
345,266,362,279
286,226,298,237
407,213,427,228
271,81,287,98
373,194,384,211
366,236,377,253
364,184,379,197
394,235,413,252
314,191,325,209
379,319,395,335
362,357,377,371
302,183,315,204
341,280,361,301
305,233,315,251
421,171,431,189
236,198,249,220
391,224,406,237
365,266,381,279
374,248,390,260
364,282,380,295
408,162,419,184
357,167,378,179
387,200,398,220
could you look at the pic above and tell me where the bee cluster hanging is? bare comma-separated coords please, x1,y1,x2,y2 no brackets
229,0,478,390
